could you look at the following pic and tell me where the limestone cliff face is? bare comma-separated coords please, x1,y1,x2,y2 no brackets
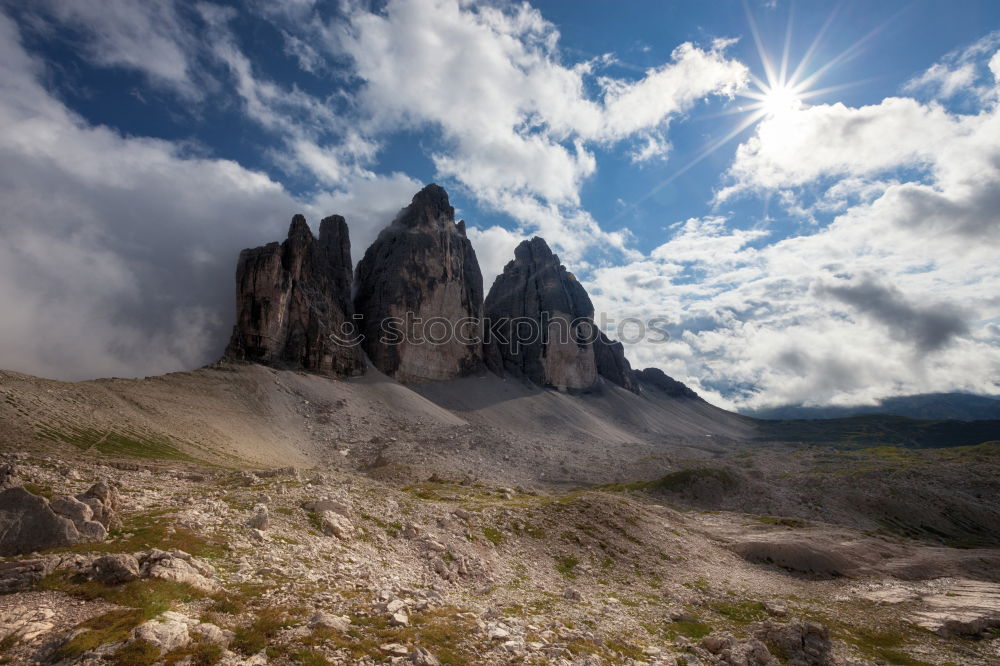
353,185,485,382
224,215,365,376
594,334,640,392
484,237,638,392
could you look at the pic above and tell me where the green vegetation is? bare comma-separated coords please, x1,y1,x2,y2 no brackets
555,555,580,578
841,627,936,666
481,527,504,546
36,424,195,461
55,610,147,662
232,608,295,655
604,639,645,660
39,573,205,618
750,515,810,528
22,482,54,500
302,606,478,665
665,620,712,639
111,638,160,666
163,641,224,665
754,414,1000,449
360,512,402,538
601,468,738,494
51,509,227,558
710,600,768,624
292,648,332,666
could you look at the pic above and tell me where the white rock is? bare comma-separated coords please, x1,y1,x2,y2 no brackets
308,613,351,632
319,511,354,540
385,599,407,614
488,625,510,640
381,642,409,656
133,616,191,654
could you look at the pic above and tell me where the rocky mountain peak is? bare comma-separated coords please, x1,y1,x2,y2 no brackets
288,213,312,238
354,184,485,382
485,236,638,392
223,214,365,377
395,183,458,232
636,367,700,399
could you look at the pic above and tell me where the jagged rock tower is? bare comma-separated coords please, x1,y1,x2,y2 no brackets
224,215,366,376
354,184,486,382
485,237,639,392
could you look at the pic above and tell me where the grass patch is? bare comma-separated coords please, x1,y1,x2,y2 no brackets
164,640,225,665
360,513,402,538
555,555,580,579
55,509,227,558
292,648,332,665
481,527,504,546
711,600,768,624
22,482,55,500
667,620,713,639
604,639,644,660
232,608,296,656
36,424,195,461
305,607,477,665
54,609,146,662
112,638,160,665
38,573,205,618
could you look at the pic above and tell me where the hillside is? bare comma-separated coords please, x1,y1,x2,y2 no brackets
749,392,1000,421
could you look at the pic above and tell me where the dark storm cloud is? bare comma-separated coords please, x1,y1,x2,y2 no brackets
817,277,970,351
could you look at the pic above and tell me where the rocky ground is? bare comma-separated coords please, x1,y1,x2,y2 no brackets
2,450,999,666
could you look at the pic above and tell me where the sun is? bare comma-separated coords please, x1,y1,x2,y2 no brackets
612,5,875,216
759,83,803,117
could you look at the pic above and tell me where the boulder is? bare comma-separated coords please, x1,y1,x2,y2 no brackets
308,613,351,632
318,511,354,540
76,481,121,530
132,613,192,654
246,505,269,531
354,184,486,382
49,496,94,524
302,498,350,517
0,487,83,556
754,620,833,665
0,462,20,489
0,559,50,593
224,214,366,377
484,237,638,392
93,553,141,585
140,549,220,593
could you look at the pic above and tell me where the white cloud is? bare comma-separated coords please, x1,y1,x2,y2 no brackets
0,10,417,380
903,30,1000,102
587,36,1000,409
23,0,204,98
465,225,530,287
331,0,746,263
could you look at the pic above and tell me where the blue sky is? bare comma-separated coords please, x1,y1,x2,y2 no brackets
1,0,998,410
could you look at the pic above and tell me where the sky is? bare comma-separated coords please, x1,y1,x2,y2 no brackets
0,0,998,411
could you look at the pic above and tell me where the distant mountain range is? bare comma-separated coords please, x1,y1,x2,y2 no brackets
747,392,1000,421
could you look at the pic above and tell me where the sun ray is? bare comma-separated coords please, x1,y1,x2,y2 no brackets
778,3,794,86
614,3,873,223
